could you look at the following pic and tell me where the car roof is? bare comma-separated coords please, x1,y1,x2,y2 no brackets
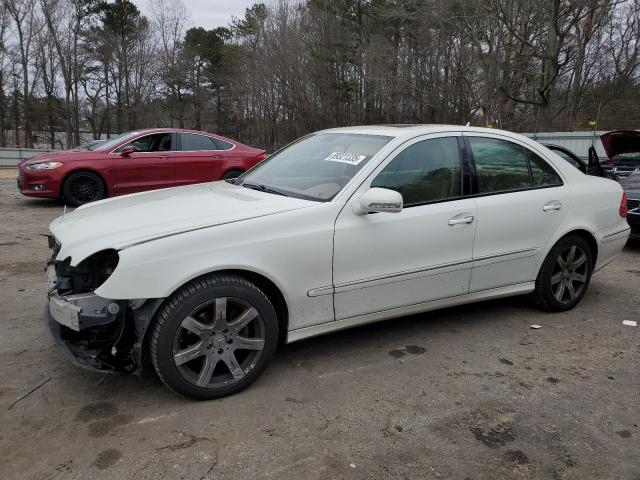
318,124,525,140
131,128,222,136
123,128,245,147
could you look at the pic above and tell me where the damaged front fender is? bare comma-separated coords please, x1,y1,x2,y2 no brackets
44,240,167,374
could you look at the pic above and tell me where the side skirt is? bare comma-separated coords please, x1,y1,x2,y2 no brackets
286,282,535,343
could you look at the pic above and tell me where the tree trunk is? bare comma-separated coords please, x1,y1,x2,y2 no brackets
0,72,6,147
17,25,33,147
104,65,111,138
13,84,20,146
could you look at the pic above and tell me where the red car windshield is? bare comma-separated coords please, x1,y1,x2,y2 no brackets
91,131,142,151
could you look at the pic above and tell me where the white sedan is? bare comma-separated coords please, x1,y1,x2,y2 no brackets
45,126,630,399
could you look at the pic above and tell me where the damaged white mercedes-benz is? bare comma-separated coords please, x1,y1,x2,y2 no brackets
45,126,630,399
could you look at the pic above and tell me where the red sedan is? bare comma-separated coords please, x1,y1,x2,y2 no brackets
17,128,266,206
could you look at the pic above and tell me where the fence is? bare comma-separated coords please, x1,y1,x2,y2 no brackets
0,147,56,167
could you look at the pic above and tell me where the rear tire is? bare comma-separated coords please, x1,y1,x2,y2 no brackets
532,234,593,312
221,169,244,180
150,274,279,399
62,171,106,207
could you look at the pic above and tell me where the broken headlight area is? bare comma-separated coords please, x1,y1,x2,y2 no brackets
51,248,119,295
45,242,138,372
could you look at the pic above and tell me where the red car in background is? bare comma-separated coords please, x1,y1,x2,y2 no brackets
17,128,266,206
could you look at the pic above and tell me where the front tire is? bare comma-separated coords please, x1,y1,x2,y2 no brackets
532,234,593,311
150,274,279,399
221,169,244,180
62,171,106,206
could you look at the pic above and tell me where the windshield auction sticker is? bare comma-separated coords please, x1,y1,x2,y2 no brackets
324,152,367,165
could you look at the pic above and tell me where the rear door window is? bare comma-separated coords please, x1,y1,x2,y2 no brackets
469,137,562,193
469,137,530,193
180,134,218,151
212,138,234,150
527,151,563,186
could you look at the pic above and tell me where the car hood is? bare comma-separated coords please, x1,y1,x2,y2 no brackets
22,149,96,166
600,130,640,160
50,181,318,265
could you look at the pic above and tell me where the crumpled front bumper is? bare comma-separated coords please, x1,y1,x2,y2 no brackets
43,292,165,374
43,288,128,373
43,305,113,373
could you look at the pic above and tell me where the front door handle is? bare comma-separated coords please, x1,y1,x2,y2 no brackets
543,201,562,212
448,215,474,226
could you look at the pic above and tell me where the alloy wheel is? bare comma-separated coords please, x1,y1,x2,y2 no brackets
172,297,266,388
70,175,100,202
550,244,589,305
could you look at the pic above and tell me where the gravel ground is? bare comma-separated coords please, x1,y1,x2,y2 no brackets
0,178,639,480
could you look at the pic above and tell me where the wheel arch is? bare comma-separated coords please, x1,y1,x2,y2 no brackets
221,168,245,180
61,168,109,199
222,269,289,344
564,229,599,266
536,228,599,279
140,268,290,357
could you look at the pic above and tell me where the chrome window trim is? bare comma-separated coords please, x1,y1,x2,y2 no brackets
107,131,236,154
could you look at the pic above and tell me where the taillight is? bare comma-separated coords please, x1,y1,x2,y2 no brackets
620,192,628,218
256,153,266,162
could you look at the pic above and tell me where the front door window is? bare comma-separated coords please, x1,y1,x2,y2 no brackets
114,133,173,153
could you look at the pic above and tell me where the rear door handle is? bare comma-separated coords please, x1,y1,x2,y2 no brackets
543,201,562,211
448,215,474,226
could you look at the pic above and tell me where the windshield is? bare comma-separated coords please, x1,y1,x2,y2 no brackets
239,133,392,201
81,140,105,150
93,131,142,151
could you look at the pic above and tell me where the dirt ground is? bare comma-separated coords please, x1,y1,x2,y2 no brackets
1,177,639,480
0,167,18,179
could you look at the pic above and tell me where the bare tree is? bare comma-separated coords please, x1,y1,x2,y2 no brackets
34,19,61,148
2,0,640,149
150,0,189,126
6,0,38,147
40,0,93,147
0,1,10,146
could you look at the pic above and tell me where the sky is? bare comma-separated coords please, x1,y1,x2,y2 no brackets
133,0,258,29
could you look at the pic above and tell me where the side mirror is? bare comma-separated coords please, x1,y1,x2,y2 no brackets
353,188,403,215
121,145,135,157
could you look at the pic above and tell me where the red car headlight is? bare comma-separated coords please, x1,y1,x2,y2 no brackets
26,161,64,171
